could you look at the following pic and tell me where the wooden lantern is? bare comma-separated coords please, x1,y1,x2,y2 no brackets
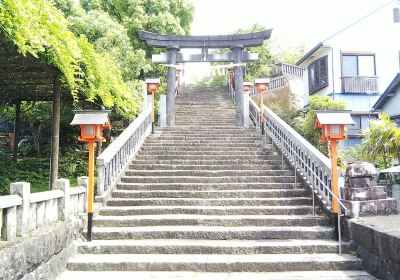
70,110,111,241
314,110,354,214
254,78,270,134
314,111,354,142
145,78,161,133
243,82,253,94
254,78,270,95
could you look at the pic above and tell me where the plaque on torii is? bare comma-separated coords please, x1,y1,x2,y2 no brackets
137,29,272,127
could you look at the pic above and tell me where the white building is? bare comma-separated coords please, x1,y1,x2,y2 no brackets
269,2,400,148
373,73,400,125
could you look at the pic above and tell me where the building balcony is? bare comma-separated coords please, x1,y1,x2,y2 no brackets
341,76,379,94
271,63,305,78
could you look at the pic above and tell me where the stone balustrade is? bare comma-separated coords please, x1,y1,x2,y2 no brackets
0,177,87,242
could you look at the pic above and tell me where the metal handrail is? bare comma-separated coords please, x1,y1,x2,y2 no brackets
249,100,348,254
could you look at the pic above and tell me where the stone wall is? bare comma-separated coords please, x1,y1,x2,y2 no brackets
0,217,84,280
345,218,400,280
0,178,87,279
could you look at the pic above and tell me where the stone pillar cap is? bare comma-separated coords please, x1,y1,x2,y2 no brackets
230,44,244,49
167,45,180,50
345,162,377,178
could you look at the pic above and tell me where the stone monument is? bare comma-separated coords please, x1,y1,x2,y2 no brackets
341,162,398,217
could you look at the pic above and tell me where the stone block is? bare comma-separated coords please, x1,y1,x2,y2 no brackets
341,186,387,201
36,202,45,228
1,206,17,241
54,179,70,220
346,177,376,189
10,182,30,236
28,204,36,231
77,176,88,189
343,198,398,217
346,162,377,178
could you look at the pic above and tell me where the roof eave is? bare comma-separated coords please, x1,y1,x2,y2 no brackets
295,42,324,66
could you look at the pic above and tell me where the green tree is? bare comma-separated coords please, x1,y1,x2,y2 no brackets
294,96,346,155
0,0,140,118
233,23,304,80
361,113,400,168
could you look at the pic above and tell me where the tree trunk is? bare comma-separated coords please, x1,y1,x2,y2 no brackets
30,121,42,156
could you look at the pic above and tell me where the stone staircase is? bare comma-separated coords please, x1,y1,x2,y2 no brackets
60,87,374,279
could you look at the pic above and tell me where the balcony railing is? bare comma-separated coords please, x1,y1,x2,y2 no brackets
268,76,287,90
271,63,305,77
341,76,379,94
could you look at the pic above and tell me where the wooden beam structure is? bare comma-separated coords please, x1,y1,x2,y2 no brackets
0,39,65,189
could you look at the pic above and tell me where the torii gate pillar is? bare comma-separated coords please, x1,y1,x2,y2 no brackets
166,45,179,126
231,45,244,126
137,29,272,127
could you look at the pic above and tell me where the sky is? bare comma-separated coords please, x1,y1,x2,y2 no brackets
183,0,394,82
190,0,391,49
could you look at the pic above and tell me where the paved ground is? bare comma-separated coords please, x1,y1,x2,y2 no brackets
357,214,400,238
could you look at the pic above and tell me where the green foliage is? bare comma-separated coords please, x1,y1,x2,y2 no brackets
293,96,346,155
361,113,400,168
232,23,304,80
195,75,225,87
0,147,88,195
0,0,140,118
69,9,150,82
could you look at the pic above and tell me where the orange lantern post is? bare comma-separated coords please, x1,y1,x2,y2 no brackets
175,69,181,95
228,68,235,91
243,81,253,95
70,110,111,241
145,78,161,134
314,110,354,215
254,78,270,135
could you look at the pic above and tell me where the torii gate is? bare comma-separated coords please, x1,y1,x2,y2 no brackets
137,29,272,127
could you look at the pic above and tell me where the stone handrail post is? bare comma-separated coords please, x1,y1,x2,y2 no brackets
0,178,86,242
96,104,152,201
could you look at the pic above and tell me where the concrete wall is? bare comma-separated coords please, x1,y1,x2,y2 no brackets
345,218,400,280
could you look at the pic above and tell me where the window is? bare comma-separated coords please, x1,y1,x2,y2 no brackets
308,56,328,94
341,54,376,77
394,8,400,23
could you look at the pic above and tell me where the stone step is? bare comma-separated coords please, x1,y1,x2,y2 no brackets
93,214,328,227
77,239,344,255
144,140,262,145
137,150,269,156
155,136,256,140
106,197,312,207
111,189,306,199
158,131,257,135
124,170,294,177
116,182,299,191
128,164,288,171
149,135,258,138
99,205,313,216
120,175,296,184
141,143,267,148
148,134,260,142
130,159,283,165
67,253,360,272
58,270,376,280
174,123,236,126
134,155,281,161
160,127,255,131
89,225,334,240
